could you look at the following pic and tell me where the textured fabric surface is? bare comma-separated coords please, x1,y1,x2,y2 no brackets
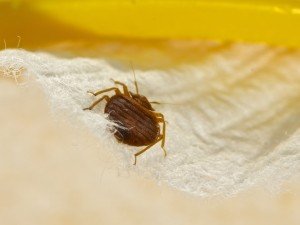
1,44,299,197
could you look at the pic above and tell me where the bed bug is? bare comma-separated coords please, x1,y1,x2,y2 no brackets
83,67,166,165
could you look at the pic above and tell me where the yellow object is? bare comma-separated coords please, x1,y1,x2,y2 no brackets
23,0,300,47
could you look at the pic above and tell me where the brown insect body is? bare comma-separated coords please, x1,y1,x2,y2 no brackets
83,74,166,165
129,92,155,111
105,94,160,146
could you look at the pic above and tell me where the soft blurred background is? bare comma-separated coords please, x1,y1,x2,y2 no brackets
1,0,300,224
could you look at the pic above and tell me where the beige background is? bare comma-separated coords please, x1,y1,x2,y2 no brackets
1,72,300,225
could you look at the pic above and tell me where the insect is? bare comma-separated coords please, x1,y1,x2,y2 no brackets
83,67,166,165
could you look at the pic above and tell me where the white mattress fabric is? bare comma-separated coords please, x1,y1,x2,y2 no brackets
1,44,299,197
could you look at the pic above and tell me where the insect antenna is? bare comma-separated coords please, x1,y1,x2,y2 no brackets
150,101,161,104
130,62,139,95
150,101,183,106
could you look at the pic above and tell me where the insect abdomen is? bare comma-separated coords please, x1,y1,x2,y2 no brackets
104,95,160,146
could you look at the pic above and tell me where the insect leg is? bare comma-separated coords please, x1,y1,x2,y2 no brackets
83,95,110,110
156,115,167,157
154,113,167,157
133,135,163,165
110,79,130,96
88,87,121,96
